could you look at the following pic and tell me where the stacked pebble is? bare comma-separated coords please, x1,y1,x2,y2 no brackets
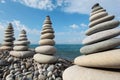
0,50,72,80
10,30,34,58
0,23,15,51
34,16,58,64
63,3,120,80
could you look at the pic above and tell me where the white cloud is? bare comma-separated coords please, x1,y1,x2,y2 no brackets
11,20,40,35
0,0,5,3
12,0,56,11
70,24,79,29
80,23,88,27
63,0,120,17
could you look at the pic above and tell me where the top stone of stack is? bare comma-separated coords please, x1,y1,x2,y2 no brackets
0,23,15,51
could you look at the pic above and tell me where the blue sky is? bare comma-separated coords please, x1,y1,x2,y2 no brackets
0,0,120,44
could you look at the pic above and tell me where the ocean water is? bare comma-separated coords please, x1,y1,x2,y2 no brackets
30,44,83,60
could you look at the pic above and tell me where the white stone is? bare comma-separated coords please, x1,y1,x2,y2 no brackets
90,9,106,16
89,15,114,27
83,29,120,45
39,39,55,46
63,65,120,80
41,33,54,39
75,49,120,69
13,46,28,51
41,29,54,34
14,41,29,45
80,38,120,54
10,51,34,58
90,12,108,22
92,6,103,12
35,45,56,55
86,20,120,35
33,54,58,63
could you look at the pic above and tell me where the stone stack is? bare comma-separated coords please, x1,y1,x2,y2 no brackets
63,3,120,80
33,16,58,64
0,23,15,51
10,30,34,58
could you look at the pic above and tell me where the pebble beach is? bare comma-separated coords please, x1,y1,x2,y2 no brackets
0,50,72,80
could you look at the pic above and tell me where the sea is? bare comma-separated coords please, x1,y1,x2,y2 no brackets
30,44,83,61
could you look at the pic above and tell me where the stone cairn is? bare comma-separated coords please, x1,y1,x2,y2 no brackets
0,23,15,51
63,3,120,80
10,29,34,58
33,16,58,64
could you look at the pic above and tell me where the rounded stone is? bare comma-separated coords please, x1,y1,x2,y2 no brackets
5,34,14,37
75,49,120,69
39,39,55,46
19,34,26,37
86,20,120,35
63,65,120,80
33,54,58,63
92,6,103,12
2,42,13,46
89,15,115,27
41,29,54,34
35,46,56,55
42,27,53,30
90,9,106,16
90,12,108,22
82,29,120,45
14,41,29,45
80,38,120,54
41,33,55,39
0,46,13,50
43,24,52,27
4,37,14,41
13,46,28,51
18,37,28,41
10,51,34,58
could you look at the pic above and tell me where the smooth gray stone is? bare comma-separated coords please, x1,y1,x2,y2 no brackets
19,34,26,37
39,39,55,46
41,33,55,39
5,29,13,32
10,51,34,58
63,65,120,80
92,6,103,12
0,46,13,50
33,54,58,64
43,24,52,27
2,42,13,46
75,49,120,69
90,9,106,16
14,41,29,45
86,20,120,35
5,34,14,37
18,37,28,41
13,46,28,51
35,45,56,55
89,15,114,27
83,29,120,45
5,32,12,34
41,29,54,34
42,27,53,30
4,37,14,41
80,38,120,54
89,12,108,22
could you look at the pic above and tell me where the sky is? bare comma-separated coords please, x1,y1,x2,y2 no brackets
0,0,120,44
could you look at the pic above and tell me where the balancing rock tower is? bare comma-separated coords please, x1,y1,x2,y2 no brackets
10,30,34,58
33,16,57,64
63,3,120,80
0,23,15,51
